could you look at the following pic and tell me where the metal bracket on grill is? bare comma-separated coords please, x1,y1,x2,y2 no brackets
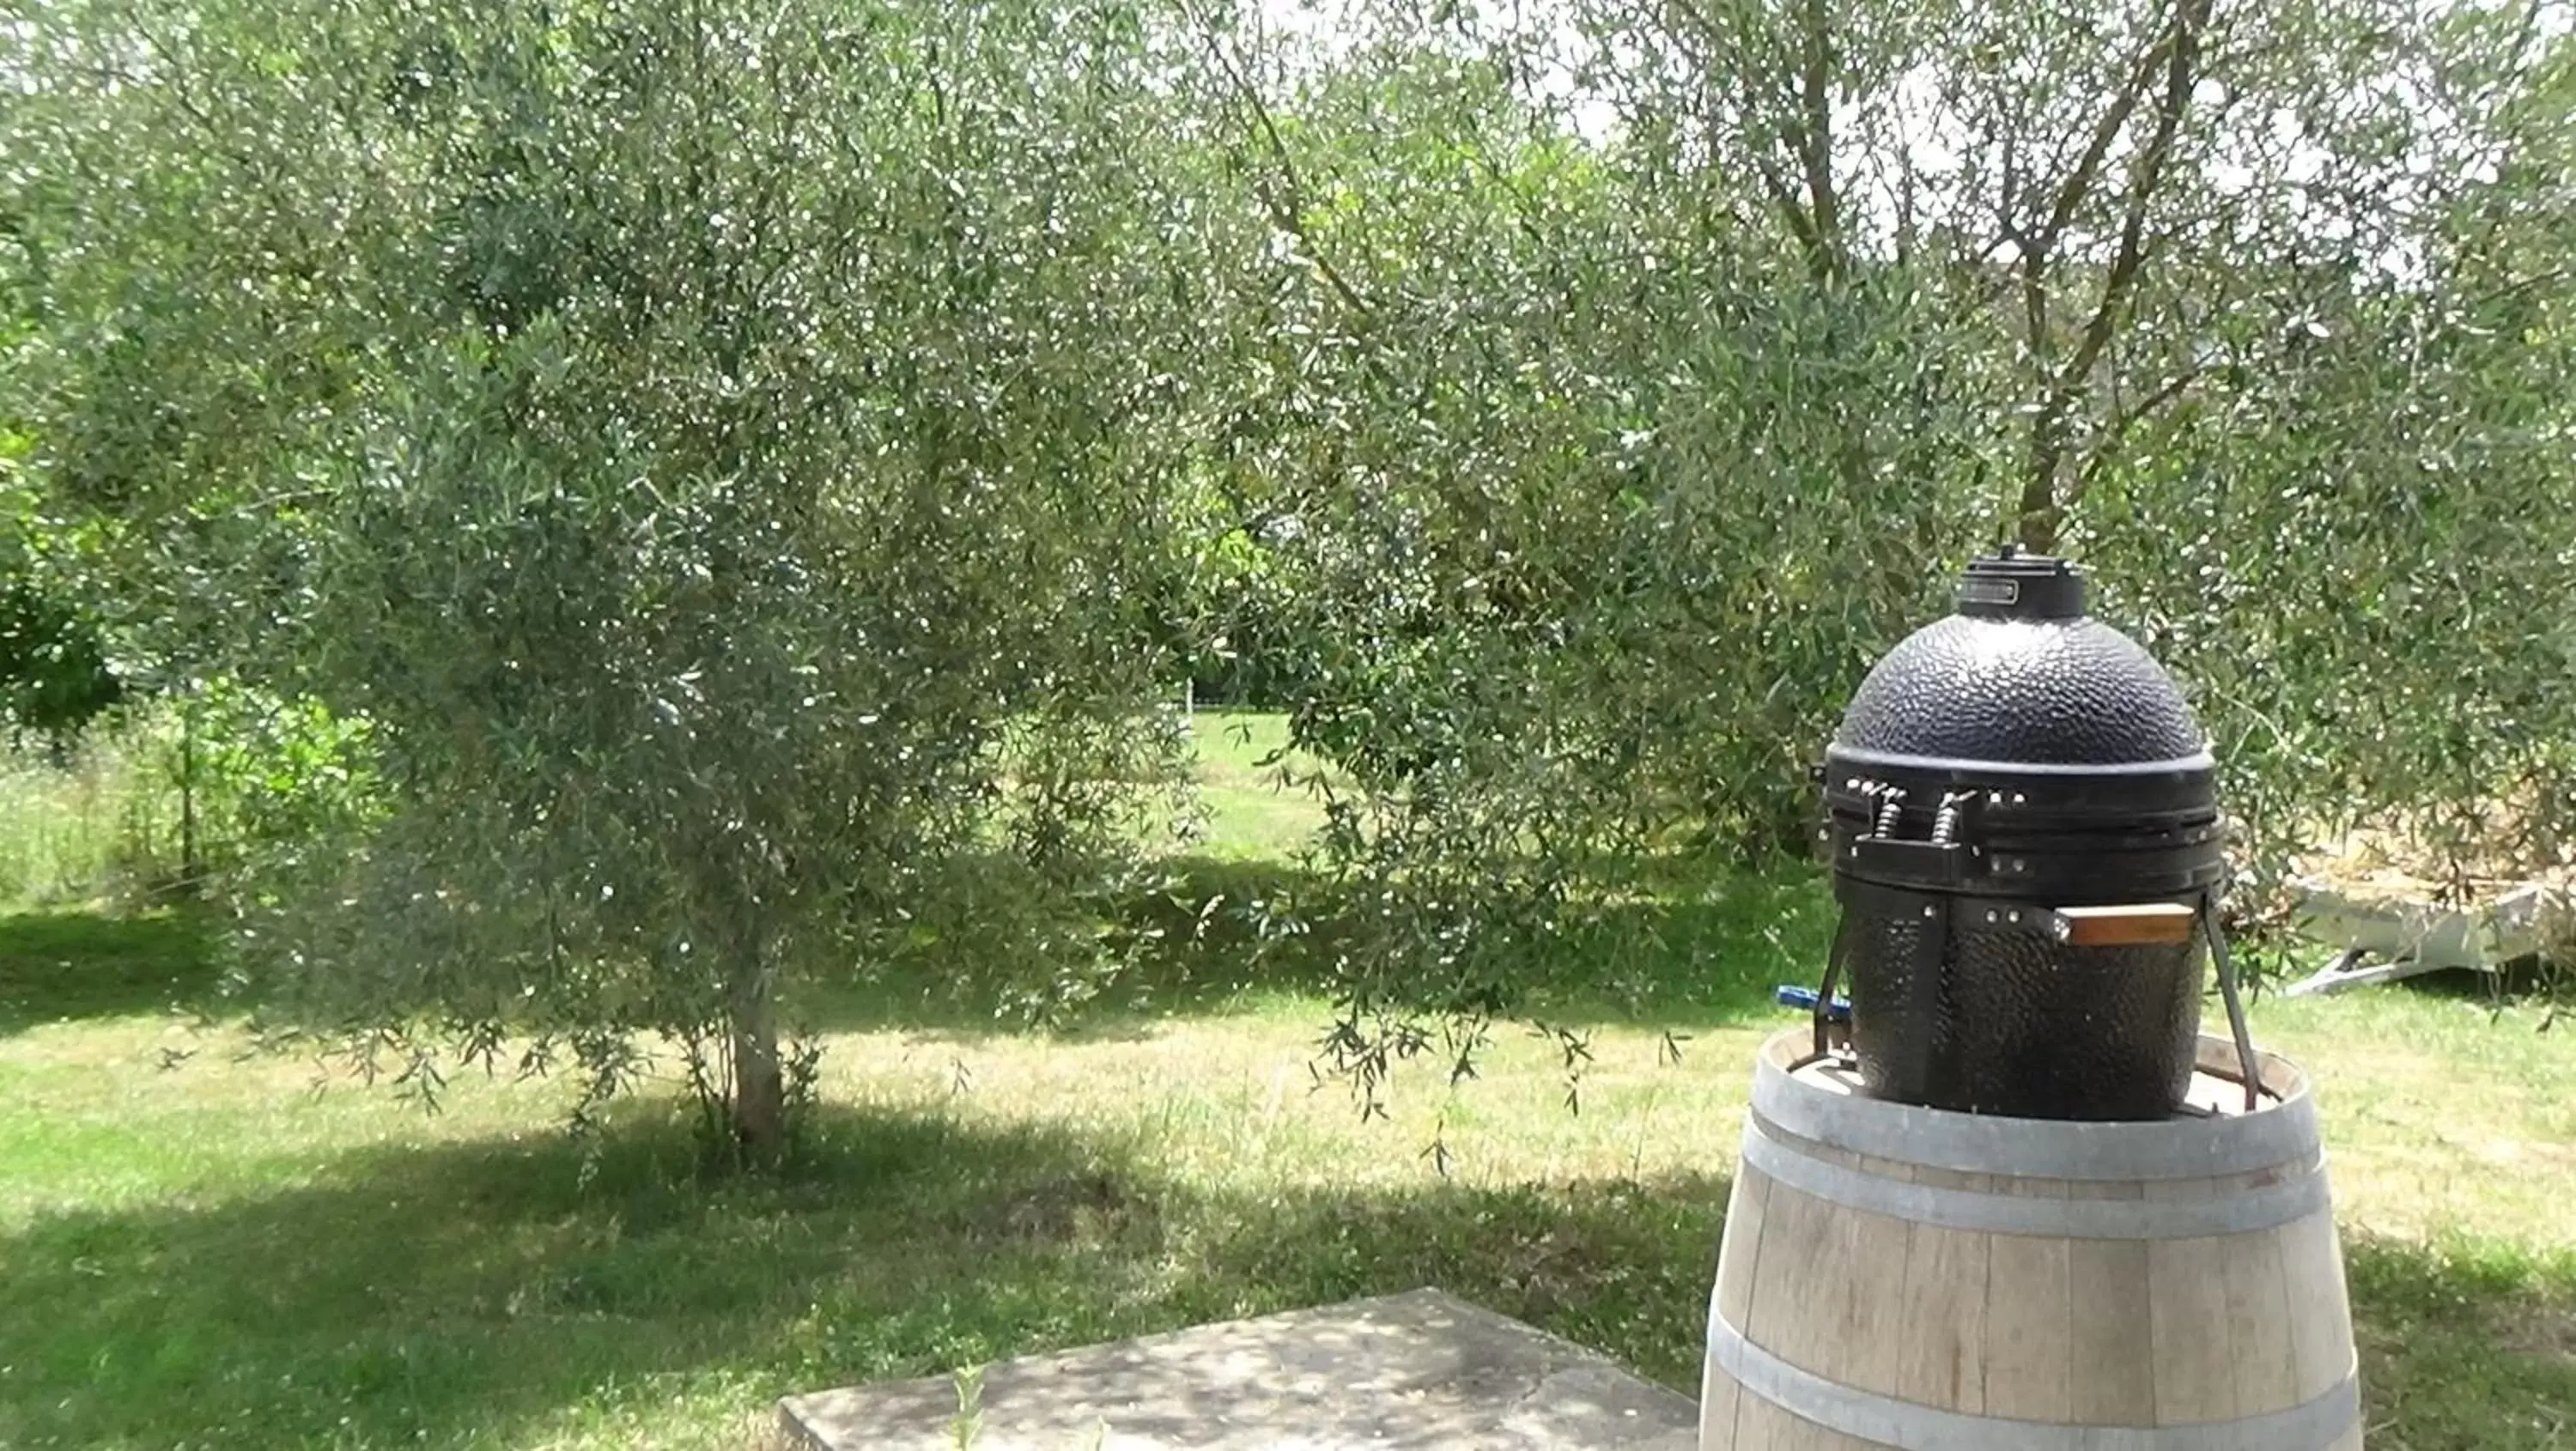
1811,914,1857,1059
2200,891,2263,1112
1842,836,1975,885
1956,902,2073,940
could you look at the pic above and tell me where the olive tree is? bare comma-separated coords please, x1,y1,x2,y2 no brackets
1170,17,1984,1095
1191,0,2576,1079
1553,0,2576,893
6,0,1214,1161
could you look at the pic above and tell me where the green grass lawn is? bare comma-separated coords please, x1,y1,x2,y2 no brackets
2,713,2571,1449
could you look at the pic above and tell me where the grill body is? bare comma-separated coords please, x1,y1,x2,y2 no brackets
1821,550,2226,1120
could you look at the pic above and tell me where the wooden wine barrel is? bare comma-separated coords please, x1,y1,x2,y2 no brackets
1700,1031,2360,1450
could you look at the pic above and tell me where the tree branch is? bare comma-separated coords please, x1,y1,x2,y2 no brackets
2468,262,2575,313
2042,28,2175,248
121,23,263,175
1790,0,1842,280
2070,361,2202,506
2065,0,2205,405
1461,136,1553,256
1656,0,1826,268
1749,147,1825,258
2018,0,2211,549
1185,4,1377,325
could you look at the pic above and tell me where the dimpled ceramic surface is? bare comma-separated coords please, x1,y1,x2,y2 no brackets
1835,614,2204,766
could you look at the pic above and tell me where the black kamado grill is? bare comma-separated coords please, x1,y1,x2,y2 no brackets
1808,547,2257,1120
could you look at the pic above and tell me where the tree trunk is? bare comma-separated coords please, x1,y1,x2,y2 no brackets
178,688,200,894
2018,434,2064,554
728,950,787,1168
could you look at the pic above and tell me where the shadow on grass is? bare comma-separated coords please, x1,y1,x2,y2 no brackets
2348,958,2572,1009
2344,1233,2576,1449
0,853,1825,1059
781,855,1360,1044
783,854,1838,1044
1512,865,1837,1033
1,1097,2569,1449
0,1099,1725,1451
0,908,218,1036
0,840,1835,1047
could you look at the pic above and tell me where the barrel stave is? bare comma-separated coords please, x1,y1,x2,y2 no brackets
1700,1030,2362,1451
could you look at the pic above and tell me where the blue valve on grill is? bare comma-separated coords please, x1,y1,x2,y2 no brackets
1776,984,1852,1023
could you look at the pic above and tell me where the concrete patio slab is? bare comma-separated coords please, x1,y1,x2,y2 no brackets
778,1287,1699,1450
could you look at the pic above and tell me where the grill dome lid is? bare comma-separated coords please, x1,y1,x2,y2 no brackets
1832,549,2208,771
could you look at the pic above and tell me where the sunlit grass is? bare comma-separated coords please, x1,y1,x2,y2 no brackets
2254,981,2576,1248
1,713,2570,1449
0,738,143,908
1176,708,1332,864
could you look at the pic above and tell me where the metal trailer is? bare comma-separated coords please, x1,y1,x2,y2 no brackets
2283,877,2568,996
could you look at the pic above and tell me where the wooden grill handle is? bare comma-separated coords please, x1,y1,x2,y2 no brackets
2056,902,2199,947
